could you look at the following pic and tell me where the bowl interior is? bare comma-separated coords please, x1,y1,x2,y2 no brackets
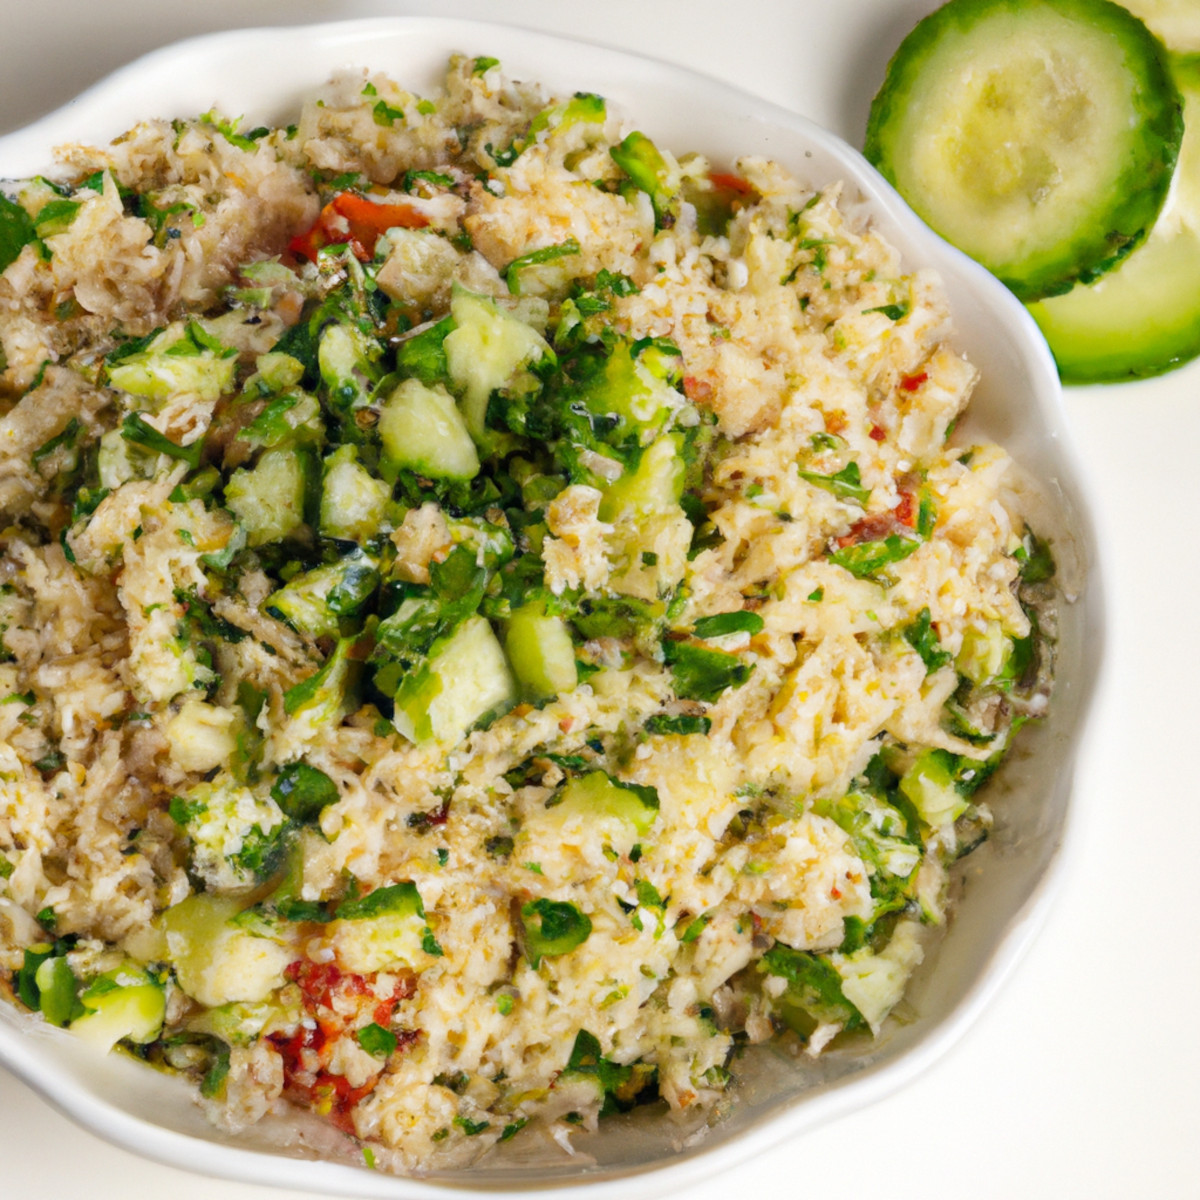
0,17,1103,1200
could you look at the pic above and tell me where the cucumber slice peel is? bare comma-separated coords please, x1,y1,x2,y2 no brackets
1028,55,1200,382
865,0,1184,301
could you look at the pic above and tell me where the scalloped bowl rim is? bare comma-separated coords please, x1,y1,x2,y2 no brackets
0,16,1106,1200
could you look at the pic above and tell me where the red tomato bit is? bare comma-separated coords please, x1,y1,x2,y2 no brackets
289,191,429,263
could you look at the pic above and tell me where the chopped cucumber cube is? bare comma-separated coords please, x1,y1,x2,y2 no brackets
265,550,379,638
899,749,968,827
552,771,659,836
443,287,553,439
71,966,165,1052
956,621,1012,686
599,434,685,521
319,445,390,542
225,447,312,546
379,378,480,481
505,601,578,701
318,321,380,411
162,894,292,1008
33,955,77,1027
328,881,441,973
831,919,924,1035
392,615,516,746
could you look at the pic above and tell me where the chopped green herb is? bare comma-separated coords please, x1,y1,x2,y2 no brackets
520,898,592,967
903,606,951,673
863,303,909,320
691,611,764,639
119,413,202,470
505,238,581,295
643,713,711,737
453,1115,490,1136
662,640,754,703
829,532,920,579
373,100,405,127
799,461,871,506
357,1022,399,1058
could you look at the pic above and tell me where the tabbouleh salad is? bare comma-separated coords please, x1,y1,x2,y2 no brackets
0,54,1055,1172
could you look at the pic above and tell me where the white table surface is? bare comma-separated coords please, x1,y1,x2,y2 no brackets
2,1,1197,1197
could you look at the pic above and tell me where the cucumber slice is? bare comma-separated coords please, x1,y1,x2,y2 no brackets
1120,1,1200,54
1027,55,1200,381
865,0,1184,301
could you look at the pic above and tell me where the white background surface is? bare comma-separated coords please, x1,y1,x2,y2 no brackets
1,1,1197,1197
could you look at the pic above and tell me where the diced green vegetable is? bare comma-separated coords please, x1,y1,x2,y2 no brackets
271,761,340,823
579,344,684,450
662,639,754,702
519,898,592,967
0,191,36,273
831,919,924,1034
443,288,553,439
899,748,969,826
611,131,680,227
505,238,581,295
599,434,685,520
504,600,578,701
33,955,78,1027
903,606,951,673
163,894,293,1010
799,461,870,506
392,615,516,745
119,413,202,471
691,611,764,639
760,943,864,1036
560,1029,633,1106
265,551,379,638
394,316,453,386
550,771,660,836
106,323,238,403
318,321,381,412
172,777,288,891
71,966,166,1052
379,378,480,481
34,198,82,239
331,881,442,972
225,447,312,545
357,1022,398,1057
319,445,390,541
643,713,711,736
829,532,920,579
283,636,362,725
956,621,1013,686
238,389,324,451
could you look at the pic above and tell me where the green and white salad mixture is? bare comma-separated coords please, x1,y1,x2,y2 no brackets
0,54,1056,1171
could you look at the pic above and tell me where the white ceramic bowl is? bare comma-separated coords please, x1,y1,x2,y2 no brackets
0,17,1104,1199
